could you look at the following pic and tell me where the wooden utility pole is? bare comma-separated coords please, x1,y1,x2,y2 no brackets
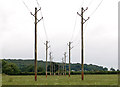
62,57,64,75
54,63,56,75
58,64,59,75
63,60,64,75
34,7,37,81
52,62,53,75
30,7,43,81
77,7,89,80
69,42,71,77
45,41,49,78
64,52,67,76
67,42,73,77
49,52,52,75
81,7,84,81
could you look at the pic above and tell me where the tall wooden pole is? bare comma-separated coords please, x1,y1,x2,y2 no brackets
81,7,84,81
58,64,59,75
62,58,64,75
49,52,52,75
64,52,66,76
77,7,89,80
34,7,37,81
69,42,71,77
46,41,48,78
63,59,64,75
30,7,42,81
52,62,53,75
54,63,56,75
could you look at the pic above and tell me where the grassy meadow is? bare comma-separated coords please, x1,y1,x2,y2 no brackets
2,74,118,85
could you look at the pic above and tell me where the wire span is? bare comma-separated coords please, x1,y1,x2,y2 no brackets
36,0,40,8
89,0,104,17
22,1,31,12
70,15,78,42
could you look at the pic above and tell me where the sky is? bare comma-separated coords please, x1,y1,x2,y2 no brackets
0,0,119,69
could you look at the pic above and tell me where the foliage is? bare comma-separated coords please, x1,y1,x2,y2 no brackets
47,62,58,72
2,59,117,75
38,66,45,72
2,60,20,75
110,68,115,71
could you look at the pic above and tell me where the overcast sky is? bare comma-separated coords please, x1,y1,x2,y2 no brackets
0,0,119,69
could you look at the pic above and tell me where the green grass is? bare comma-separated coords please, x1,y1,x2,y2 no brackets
2,74,118,85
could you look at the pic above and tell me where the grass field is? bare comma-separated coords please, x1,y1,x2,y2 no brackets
2,74,118,85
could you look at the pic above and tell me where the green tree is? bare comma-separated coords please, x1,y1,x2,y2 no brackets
2,60,7,67
47,62,58,72
3,62,20,75
38,66,44,72
26,65,34,72
103,67,108,71
110,68,115,71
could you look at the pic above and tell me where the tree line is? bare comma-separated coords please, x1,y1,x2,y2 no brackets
2,59,119,75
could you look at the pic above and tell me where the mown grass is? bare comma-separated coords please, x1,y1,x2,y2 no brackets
2,74,118,85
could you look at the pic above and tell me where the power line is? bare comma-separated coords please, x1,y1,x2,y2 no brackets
72,28,80,42
73,42,80,48
37,31,45,44
42,16,49,41
88,0,94,7
70,15,78,41
22,0,35,22
72,38,80,49
89,0,104,17
36,0,40,8
71,0,85,42
22,1,31,12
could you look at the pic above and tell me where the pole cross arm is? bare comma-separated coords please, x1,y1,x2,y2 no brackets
77,12,86,22
83,7,88,13
36,7,41,14
47,46,50,49
36,17,43,24
31,7,41,16
77,12,90,24
30,12,43,24
44,41,49,45
83,17,90,24
30,12,35,17
70,46,74,50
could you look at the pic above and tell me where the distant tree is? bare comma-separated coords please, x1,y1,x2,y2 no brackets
26,65,34,72
2,60,7,67
3,62,20,75
117,69,119,71
47,62,58,72
3,59,113,73
103,67,108,71
38,66,44,72
110,68,115,71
